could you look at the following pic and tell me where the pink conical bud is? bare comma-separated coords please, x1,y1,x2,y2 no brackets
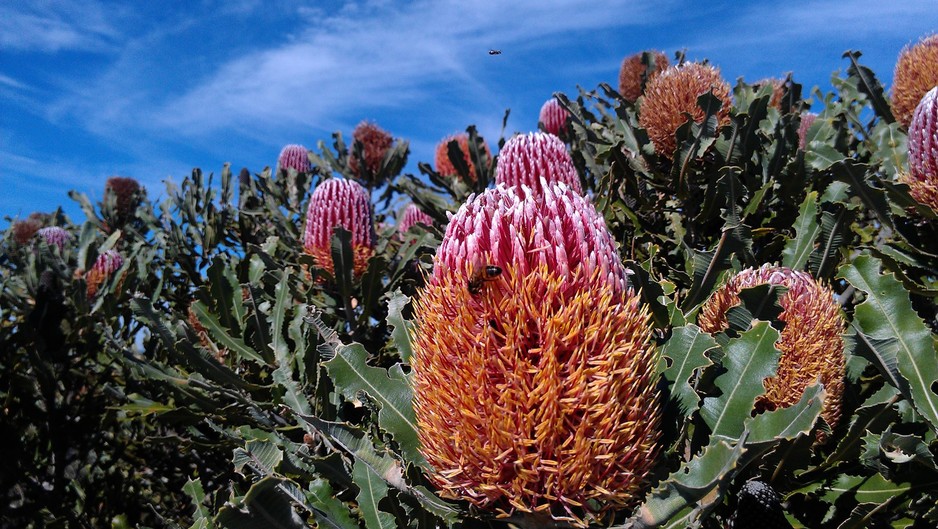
303,178,374,277
37,227,72,251
496,132,582,196
904,86,938,211
434,182,627,295
278,144,310,173
798,112,818,150
538,97,570,139
86,249,124,298
398,203,434,233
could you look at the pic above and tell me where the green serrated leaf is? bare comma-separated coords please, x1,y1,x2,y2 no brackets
826,385,900,466
662,324,717,416
701,321,781,441
184,478,213,527
809,206,853,279
629,438,746,529
870,121,907,176
782,191,820,270
838,255,938,433
233,439,283,475
307,478,360,529
192,301,266,364
805,142,845,171
215,477,306,529
747,383,825,444
353,458,396,529
270,268,292,364
324,343,424,467
387,290,415,364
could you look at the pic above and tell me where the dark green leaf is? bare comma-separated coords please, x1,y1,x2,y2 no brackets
700,321,781,441
324,343,424,467
352,458,396,529
839,255,938,433
662,325,717,416
782,191,820,270
387,291,415,364
215,477,307,529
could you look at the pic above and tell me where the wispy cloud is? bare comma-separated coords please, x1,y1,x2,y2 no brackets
50,0,672,140
0,1,125,53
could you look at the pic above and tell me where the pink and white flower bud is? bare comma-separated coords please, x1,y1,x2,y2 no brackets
303,178,374,277
496,132,582,195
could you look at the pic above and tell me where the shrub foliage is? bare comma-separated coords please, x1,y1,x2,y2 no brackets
3,50,938,528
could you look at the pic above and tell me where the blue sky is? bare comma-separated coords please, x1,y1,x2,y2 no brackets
2,1,936,222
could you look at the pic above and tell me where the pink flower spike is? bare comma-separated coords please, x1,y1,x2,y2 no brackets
303,178,374,277
538,97,570,139
495,132,582,195
278,144,310,173
398,203,435,233
37,227,72,251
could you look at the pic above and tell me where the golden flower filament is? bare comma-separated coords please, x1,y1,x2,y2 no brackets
413,183,660,526
698,265,846,437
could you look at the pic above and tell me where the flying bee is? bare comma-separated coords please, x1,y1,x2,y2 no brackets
467,265,502,295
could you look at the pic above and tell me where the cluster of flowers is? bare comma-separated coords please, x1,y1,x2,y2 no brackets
11,177,139,299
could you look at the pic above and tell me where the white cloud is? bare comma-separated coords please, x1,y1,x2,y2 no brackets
0,1,125,53
58,0,672,139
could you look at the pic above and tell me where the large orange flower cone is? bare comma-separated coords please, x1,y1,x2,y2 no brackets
891,33,938,128
413,182,660,526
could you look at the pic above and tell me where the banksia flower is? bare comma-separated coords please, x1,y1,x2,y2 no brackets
303,178,374,277
12,218,43,245
85,249,124,299
348,120,394,185
639,62,732,160
797,112,818,150
538,97,570,139
902,87,938,212
618,50,669,102
104,176,142,225
755,78,786,109
277,144,310,174
698,265,846,438
413,183,659,526
36,227,72,251
398,203,434,233
434,133,491,182
188,304,228,361
495,132,582,195
891,33,938,127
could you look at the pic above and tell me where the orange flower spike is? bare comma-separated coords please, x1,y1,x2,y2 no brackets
639,62,732,160
892,33,938,128
85,249,124,299
348,120,395,185
413,183,660,526
618,50,670,102
698,265,846,437
434,132,492,182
